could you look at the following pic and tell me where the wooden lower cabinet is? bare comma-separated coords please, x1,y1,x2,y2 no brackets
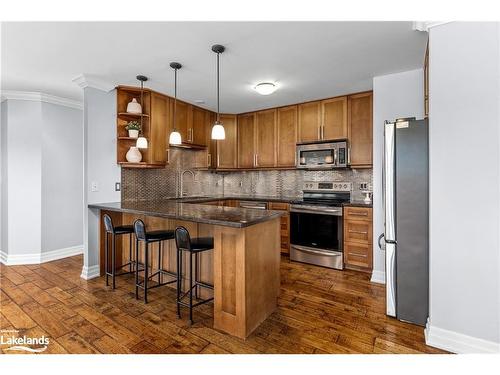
269,202,290,255
343,206,373,271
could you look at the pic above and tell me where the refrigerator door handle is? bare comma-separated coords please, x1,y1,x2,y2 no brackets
378,233,385,250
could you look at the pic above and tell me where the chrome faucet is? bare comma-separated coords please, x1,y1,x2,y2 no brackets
179,169,195,197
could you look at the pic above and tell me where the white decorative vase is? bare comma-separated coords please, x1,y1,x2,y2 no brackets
126,98,142,114
126,146,142,163
128,129,139,138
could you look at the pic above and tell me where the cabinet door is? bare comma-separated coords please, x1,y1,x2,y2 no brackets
150,92,169,164
322,96,347,140
206,111,217,168
277,105,297,167
216,114,237,169
298,101,321,142
171,100,191,143
237,113,256,168
255,109,277,168
191,106,208,146
348,92,372,167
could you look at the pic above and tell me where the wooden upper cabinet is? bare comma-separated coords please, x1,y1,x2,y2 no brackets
255,109,277,168
277,105,298,167
298,101,321,143
348,92,373,168
191,106,209,146
217,114,238,169
322,96,348,140
150,92,169,164
172,100,192,143
206,111,217,168
237,113,256,168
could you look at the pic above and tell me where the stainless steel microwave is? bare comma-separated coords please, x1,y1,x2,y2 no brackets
296,140,348,169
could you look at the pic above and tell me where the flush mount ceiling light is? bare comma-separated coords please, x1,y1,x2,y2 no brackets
211,44,225,140
169,62,182,146
254,82,277,95
135,75,148,149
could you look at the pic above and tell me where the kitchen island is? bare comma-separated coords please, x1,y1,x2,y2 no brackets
88,200,283,339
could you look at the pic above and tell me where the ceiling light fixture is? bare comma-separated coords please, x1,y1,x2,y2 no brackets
136,75,148,149
211,44,225,140
254,82,277,95
169,62,182,145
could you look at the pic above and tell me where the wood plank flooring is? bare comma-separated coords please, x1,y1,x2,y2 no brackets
0,255,447,354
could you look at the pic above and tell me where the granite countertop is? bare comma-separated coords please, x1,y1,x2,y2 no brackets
88,200,284,228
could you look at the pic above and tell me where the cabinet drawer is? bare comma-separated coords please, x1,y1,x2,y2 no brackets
344,206,372,221
344,242,372,269
269,202,290,211
344,220,372,244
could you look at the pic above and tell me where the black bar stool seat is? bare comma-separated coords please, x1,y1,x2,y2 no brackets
133,219,177,304
103,215,136,290
175,226,214,325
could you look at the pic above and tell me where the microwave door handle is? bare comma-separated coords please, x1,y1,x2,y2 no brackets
333,148,337,166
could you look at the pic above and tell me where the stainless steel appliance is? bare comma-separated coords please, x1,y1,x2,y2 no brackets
290,181,351,270
380,117,429,326
238,201,267,210
296,140,348,169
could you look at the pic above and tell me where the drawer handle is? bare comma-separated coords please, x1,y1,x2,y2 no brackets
348,230,368,234
349,211,368,216
348,252,368,258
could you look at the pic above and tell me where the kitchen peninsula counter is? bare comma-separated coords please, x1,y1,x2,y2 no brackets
89,199,282,339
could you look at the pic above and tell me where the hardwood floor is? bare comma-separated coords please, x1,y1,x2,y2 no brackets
0,255,447,354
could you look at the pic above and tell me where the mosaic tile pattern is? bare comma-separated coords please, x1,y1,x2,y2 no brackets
122,149,372,202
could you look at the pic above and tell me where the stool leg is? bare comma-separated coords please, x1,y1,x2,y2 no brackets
105,232,109,286
111,234,116,290
177,248,181,319
189,251,193,325
195,252,199,300
135,239,139,300
129,233,133,273
144,242,149,304
158,241,162,284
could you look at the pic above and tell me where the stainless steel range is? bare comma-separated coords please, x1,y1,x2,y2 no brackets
290,181,351,270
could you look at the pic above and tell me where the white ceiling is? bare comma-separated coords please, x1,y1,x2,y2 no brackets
1,22,427,113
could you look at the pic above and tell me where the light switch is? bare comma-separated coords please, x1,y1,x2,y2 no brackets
91,182,99,192
115,182,121,191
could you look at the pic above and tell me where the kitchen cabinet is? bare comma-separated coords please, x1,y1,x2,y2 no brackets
237,113,256,168
277,105,298,167
322,96,348,140
269,202,290,255
298,101,321,143
216,114,238,169
255,109,277,168
343,206,373,271
150,92,170,165
348,92,373,168
191,106,210,146
172,100,192,144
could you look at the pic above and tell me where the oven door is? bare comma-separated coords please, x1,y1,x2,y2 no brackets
290,208,343,269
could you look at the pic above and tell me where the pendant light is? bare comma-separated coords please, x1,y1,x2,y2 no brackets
135,75,148,149
211,44,225,140
169,62,183,145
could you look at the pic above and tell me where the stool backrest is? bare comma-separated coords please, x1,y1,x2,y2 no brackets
103,214,114,234
175,226,191,251
133,219,147,241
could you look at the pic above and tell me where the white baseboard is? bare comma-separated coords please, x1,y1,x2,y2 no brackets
425,320,500,353
0,245,83,265
80,264,100,280
370,269,385,284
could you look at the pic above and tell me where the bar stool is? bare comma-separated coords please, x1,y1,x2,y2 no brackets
133,219,176,304
103,214,136,289
174,226,214,325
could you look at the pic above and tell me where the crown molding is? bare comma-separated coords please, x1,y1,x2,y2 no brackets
0,90,83,110
72,74,115,92
413,21,452,32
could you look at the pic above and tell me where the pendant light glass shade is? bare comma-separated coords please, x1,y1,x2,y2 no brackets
211,121,225,140
169,130,182,145
136,136,148,149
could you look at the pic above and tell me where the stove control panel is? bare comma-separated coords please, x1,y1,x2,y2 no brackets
303,181,352,192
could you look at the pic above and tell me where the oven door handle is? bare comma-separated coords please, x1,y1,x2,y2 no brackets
290,207,342,216
291,245,342,257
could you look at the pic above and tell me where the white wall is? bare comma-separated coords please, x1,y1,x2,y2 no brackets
372,69,424,282
41,102,83,252
82,87,120,278
426,22,500,353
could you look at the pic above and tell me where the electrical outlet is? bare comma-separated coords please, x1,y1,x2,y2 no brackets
360,182,368,190
115,182,121,191
91,182,99,192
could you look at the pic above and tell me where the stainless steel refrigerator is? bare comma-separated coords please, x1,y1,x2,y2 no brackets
380,117,429,326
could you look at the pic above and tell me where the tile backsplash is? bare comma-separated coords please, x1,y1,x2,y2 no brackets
122,148,372,202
